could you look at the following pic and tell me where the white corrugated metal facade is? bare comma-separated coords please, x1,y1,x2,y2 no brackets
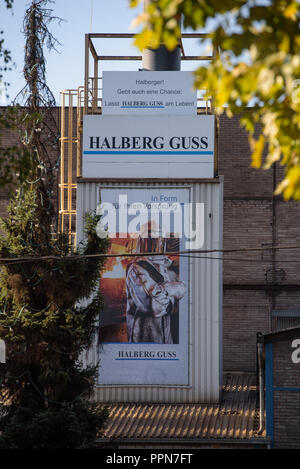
77,179,223,403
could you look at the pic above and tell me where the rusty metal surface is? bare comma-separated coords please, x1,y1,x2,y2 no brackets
100,373,266,442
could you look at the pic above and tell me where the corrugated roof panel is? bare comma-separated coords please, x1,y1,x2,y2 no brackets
100,373,266,442
1,373,266,444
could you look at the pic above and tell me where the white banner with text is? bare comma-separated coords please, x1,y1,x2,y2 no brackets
102,71,197,115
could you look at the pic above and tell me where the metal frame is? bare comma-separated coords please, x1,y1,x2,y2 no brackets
265,343,274,447
60,33,216,247
59,87,84,246
84,33,215,114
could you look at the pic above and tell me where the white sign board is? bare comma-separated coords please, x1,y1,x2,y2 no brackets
82,114,214,179
102,71,197,115
98,187,190,385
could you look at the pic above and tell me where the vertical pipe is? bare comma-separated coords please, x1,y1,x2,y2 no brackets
68,92,73,245
77,87,83,178
271,163,277,312
268,162,277,331
210,46,217,115
142,0,181,71
256,332,265,435
93,56,98,113
60,92,65,234
142,45,181,71
84,34,90,113
265,342,274,447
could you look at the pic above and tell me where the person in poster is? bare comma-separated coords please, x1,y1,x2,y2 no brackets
125,223,187,344
97,188,191,386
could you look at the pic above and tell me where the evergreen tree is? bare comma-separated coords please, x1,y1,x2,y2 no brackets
0,0,109,449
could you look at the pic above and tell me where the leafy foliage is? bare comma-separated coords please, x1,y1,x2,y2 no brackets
130,0,300,200
15,0,63,108
0,1,22,190
0,400,108,449
0,0,63,192
0,191,109,448
0,0,110,448
13,0,62,247
0,108,33,190
0,0,14,90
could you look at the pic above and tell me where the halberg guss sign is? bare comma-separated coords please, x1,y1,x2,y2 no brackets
82,114,215,179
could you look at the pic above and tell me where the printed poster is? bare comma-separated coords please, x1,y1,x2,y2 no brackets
98,188,190,385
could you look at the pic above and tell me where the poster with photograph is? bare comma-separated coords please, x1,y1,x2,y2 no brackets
97,188,190,385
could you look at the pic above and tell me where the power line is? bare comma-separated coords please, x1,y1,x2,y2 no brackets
180,255,300,263
1,244,300,265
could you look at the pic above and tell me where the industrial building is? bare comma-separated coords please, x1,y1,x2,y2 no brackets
1,30,300,450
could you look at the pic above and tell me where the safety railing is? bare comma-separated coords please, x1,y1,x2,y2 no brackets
84,33,215,114
59,87,84,246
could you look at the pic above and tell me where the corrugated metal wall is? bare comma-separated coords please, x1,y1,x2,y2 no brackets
77,179,223,403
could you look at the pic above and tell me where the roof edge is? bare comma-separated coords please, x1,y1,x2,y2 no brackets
258,325,300,344
95,437,270,446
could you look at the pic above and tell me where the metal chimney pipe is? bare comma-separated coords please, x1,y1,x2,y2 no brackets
142,0,181,71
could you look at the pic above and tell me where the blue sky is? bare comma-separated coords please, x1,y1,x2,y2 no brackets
0,0,210,105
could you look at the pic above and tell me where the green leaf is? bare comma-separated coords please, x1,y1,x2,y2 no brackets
133,30,153,51
129,0,300,199
250,135,265,169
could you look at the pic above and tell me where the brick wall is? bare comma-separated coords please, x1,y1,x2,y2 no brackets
223,290,269,371
219,112,300,371
271,338,300,448
273,392,300,449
